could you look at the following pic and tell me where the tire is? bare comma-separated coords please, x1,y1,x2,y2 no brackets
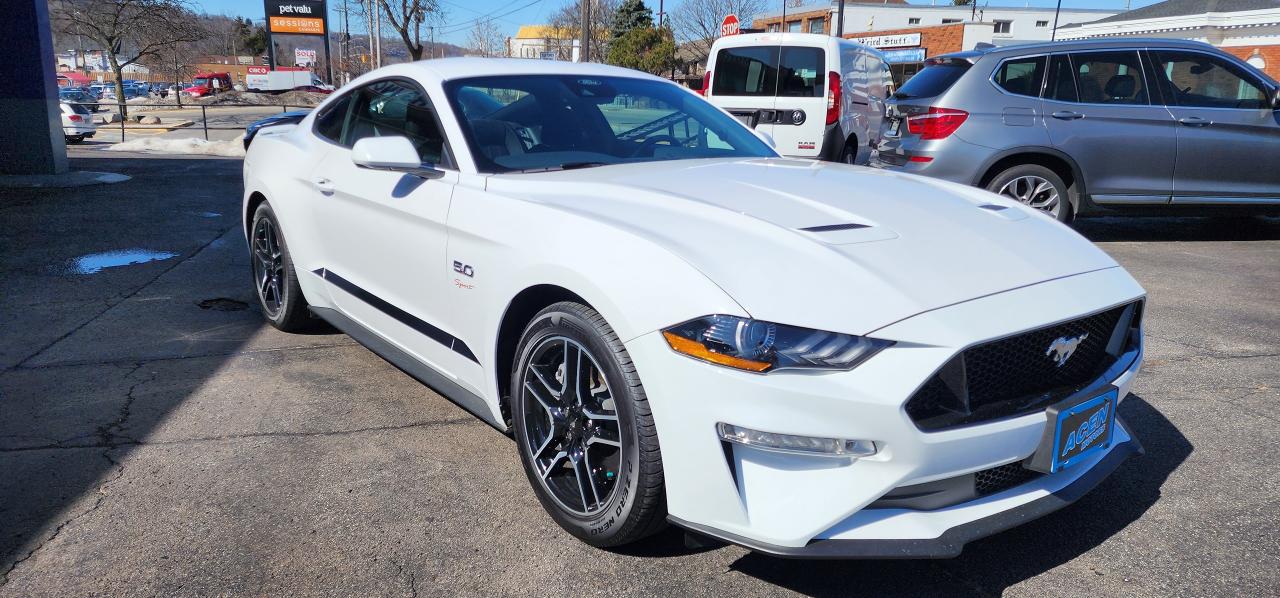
839,141,858,165
511,302,666,547
986,164,1074,223
249,202,313,332
66,135,83,144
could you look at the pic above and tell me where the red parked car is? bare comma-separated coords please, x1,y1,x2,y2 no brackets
184,72,233,97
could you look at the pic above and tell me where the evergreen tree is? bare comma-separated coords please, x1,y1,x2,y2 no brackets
610,0,654,42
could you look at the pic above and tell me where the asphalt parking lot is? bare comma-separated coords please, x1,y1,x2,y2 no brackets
1,150,1277,597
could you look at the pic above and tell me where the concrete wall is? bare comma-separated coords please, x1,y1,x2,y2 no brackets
0,0,67,175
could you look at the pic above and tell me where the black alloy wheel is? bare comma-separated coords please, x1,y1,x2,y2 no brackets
520,336,623,516
512,302,666,547
249,202,312,332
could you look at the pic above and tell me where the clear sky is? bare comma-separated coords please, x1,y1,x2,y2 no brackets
192,0,1162,47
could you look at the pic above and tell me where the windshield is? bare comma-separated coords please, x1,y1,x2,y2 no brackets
444,75,776,173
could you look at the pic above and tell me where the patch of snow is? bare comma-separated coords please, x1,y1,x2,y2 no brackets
105,135,246,158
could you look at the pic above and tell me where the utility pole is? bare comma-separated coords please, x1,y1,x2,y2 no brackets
1051,0,1062,41
371,0,382,67
836,0,844,37
579,0,591,62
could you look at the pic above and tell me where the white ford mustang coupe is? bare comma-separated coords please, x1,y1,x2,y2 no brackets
242,58,1146,558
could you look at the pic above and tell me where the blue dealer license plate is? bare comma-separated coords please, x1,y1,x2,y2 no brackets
1050,389,1117,472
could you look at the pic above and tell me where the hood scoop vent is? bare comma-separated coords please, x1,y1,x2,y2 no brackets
799,223,869,232
797,221,897,246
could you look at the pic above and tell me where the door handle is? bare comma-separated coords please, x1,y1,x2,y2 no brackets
312,177,335,194
1050,111,1084,120
1178,116,1211,127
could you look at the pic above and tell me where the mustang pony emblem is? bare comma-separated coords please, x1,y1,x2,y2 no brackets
1045,333,1089,367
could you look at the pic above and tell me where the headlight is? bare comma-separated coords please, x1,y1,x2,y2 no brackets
661,315,892,373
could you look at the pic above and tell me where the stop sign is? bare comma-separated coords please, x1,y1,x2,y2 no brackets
720,14,740,37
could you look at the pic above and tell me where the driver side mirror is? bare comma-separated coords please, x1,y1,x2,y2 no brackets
351,136,444,179
1272,87,1280,109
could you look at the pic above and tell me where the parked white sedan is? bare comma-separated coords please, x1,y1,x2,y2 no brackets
242,58,1146,558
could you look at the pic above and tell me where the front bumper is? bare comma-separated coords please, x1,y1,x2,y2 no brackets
671,424,1141,558
625,266,1145,556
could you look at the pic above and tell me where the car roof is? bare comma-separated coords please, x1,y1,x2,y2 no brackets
381,57,669,84
938,37,1216,62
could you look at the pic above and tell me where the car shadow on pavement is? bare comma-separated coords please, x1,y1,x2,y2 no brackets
0,153,317,581
1073,215,1280,243
715,396,1191,596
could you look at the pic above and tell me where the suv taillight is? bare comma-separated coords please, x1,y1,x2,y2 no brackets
68,114,83,122
826,71,841,125
701,70,712,96
906,107,968,140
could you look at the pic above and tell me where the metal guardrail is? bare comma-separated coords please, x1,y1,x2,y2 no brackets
62,101,311,142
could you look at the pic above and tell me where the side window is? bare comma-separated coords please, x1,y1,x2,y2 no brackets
1070,51,1149,105
313,92,353,143
1046,54,1078,102
343,80,448,165
712,46,779,96
993,56,1046,97
1150,50,1268,109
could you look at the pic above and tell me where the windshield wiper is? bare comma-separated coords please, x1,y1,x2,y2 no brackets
514,161,611,173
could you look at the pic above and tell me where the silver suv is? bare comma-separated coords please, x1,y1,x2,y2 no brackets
870,39,1280,222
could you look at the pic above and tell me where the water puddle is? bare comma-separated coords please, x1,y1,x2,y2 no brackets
62,249,178,274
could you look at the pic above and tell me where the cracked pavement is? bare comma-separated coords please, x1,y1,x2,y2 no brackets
0,150,1277,596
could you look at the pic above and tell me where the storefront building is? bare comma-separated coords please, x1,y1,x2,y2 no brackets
1056,0,1280,81
844,23,994,85
752,1,1118,84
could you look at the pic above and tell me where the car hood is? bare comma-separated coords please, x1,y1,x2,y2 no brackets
485,158,1119,336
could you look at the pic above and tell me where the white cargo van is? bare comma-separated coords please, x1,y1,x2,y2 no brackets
703,33,892,163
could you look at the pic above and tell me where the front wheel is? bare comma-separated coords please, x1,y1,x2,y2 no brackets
986,164,1073,223
249,202,313,332
511,302,666,547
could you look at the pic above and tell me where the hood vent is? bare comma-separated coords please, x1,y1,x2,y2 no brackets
799,223,869,232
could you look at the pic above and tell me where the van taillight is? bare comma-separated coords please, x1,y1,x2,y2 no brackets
701,70,712,96
906,107,968,140
826,71,841,125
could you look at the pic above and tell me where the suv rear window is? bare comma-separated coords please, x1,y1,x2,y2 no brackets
895,61,970,99
713,46,825,97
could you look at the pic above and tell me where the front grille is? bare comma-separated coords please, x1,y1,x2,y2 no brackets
974,462,1041,497
906,301,1141,430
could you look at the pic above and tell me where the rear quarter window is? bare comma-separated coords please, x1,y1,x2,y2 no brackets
895,62,970,98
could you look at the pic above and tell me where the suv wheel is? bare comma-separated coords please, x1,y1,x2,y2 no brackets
511,302,666,547
987,164,1073,223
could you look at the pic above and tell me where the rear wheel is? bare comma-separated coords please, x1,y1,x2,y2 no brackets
839,141,858,165
986,164,1073,223
511,302,666,547
249,202,313,332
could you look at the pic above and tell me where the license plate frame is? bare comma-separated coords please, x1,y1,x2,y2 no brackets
1025,387,1118,474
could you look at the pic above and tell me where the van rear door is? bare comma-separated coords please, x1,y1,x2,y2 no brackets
769,46,828,158
709,45,780,142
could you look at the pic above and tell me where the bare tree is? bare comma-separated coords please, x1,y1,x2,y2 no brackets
547,0,619,62
377,0,446,60
50,0,206,116
466,19,505,57
670,0,766,64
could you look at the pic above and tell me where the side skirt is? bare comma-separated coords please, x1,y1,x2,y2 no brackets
309,306,508,433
